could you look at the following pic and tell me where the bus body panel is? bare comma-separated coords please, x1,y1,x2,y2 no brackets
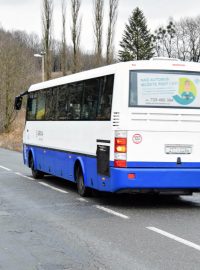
110,167,200,192
23,121,112,157
24,144,113,191
126,130,200,165
24,143,200,192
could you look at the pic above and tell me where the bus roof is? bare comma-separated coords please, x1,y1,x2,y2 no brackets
29,59,200,92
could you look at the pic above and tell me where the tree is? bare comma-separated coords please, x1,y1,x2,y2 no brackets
61,0,67,75
153,20,176,58
0,29,39,132
51,39,62,73
151,16,200,62
42,0,53,80
106,0,118,64
93,0,104,66
175,16,200,62
118,7,154,61
71,0,82,73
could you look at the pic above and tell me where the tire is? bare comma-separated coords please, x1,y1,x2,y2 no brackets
30,156,44,179
76,165,91,197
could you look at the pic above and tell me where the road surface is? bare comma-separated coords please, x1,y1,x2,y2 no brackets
0,148,200,270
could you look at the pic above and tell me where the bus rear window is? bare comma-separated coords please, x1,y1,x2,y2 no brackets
129,71,200,108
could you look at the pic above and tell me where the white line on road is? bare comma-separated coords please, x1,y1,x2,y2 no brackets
147,227,200,252
0,165,11,171
39,182,69,194
15,172,34,181
77,198,89,202
95,205,129,219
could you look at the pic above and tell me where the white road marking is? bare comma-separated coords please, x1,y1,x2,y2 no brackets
77,198,89,202
0,165,11,171
95,205,129,219
39,182,69,194
15,172,34,181
147,227,200,252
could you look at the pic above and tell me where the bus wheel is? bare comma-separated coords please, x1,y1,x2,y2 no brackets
30,156,44,179
76,165,90,197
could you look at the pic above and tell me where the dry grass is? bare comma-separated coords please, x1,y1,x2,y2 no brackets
0,110,25,152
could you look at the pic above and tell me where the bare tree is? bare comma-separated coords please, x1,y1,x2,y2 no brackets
152,16,200,62
0,29,38,132
175,16,200,62
153,20,176,58
51,39,62,74
42,0,53,80
106,0,118,64
174,20,191,61
71,0,81,73
61,0,67,75
93,0,104,66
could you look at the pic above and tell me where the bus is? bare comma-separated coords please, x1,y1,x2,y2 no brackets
15,58,200,196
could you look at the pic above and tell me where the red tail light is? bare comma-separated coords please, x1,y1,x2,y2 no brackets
114,160,127,168
115,138,127,153
115,138,127,145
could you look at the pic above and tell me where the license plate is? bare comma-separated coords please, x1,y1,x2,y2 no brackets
165,144,192,154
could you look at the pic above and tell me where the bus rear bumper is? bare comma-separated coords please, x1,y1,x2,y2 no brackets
109,167,200,193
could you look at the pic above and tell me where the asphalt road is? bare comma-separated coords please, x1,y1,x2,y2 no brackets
0,148,200,270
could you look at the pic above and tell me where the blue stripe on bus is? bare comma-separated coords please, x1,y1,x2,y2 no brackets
110,161,200,168
24,145,200,193
110,167,200,192
24,144,98,185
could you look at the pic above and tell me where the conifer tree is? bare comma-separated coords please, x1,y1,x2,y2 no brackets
118,7,154,61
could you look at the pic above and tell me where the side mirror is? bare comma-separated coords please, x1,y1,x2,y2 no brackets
14,96,23,110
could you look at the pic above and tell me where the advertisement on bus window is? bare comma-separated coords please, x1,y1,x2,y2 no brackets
130,71,200,108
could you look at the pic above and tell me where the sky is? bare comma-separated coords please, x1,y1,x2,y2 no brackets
0,0,200,54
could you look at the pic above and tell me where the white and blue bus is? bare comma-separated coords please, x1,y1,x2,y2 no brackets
15,59,200,196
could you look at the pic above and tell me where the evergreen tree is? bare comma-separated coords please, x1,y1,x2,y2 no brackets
118,7,154,61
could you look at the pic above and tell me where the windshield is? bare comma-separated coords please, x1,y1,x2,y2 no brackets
129,70,200,108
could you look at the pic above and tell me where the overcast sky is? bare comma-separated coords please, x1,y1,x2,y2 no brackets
0,0,200,53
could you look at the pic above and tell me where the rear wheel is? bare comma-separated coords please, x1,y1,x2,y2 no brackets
76,165,91,197
30,155,44,179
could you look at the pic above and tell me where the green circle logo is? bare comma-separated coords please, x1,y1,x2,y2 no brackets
173,78,196,105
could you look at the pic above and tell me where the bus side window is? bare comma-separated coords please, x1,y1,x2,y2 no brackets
81,79,99,120
27,93,37,121
36,91,46,120
67,82,83,120
45,88,57,120
97,75,114,120
57,85,69,120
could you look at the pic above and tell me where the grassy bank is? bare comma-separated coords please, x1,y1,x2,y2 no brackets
0,110,25,152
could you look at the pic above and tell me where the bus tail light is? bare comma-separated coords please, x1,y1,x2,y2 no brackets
115,138,127,153
114,160,127,168
114,131,127,168
115,144,127,153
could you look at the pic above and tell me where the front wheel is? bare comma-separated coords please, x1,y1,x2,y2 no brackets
76,165,91,197
30,156,44,179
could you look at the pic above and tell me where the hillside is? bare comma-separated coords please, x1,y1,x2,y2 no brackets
0,110,25,152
